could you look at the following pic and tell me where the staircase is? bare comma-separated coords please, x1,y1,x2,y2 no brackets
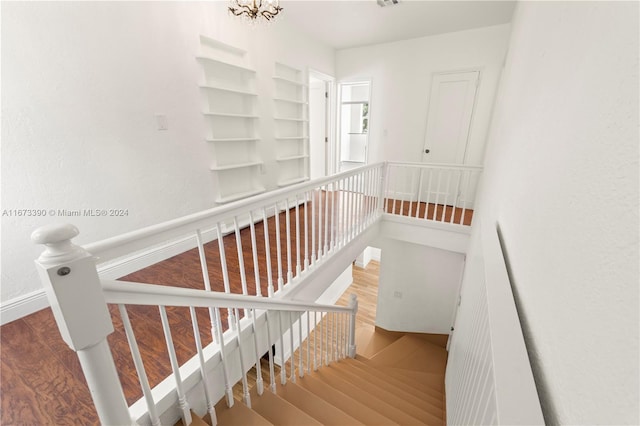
186,326,447,426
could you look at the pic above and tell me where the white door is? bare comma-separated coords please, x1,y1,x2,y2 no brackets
420,71,479,208
309,78,327,179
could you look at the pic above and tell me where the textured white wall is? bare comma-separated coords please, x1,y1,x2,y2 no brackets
476,2,639,424
376,238,465,334
335,24,511,166
1,2,334,305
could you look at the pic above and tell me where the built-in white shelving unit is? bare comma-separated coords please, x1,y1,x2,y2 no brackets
199,35,264,203
273,62,309,188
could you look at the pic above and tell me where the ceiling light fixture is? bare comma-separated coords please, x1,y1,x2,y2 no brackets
377,0,399,7
229,0,283,22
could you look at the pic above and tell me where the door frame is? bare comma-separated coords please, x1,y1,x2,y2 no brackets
421,67,483,165
308,69,336,176
337,78,373,171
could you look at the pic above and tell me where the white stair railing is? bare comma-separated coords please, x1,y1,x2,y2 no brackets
33,223,358,425
384,162,483,225
30,161,484,425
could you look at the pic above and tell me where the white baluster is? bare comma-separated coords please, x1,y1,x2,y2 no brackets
306,311,311,375
233,217,250,318
313,311,318,371
233,308,251,407
196,229,218,342
348,294,358,358
118,305,160,426
216,223,236,329
347,176,354,241
265,311,277,393
323,185,329,256
295,194,301,276
298,312,304,377
289,312,296,382
278,311,286,385
159,306,192,425
324,310,329,365
189,307,217,425
344,177,349,244
434,170,443,221
248,212,262,297
460,170,472,226
317,185,323,260
274,202,284,292
284,198,293,284
251,308,264,395
303,192,309,271
424,169,434,220
441,169,452,222
329,183,336,252
451,170,463,224
214,308,234,407
262,207,275,297
415,169,424,219
31,224,132,426
311,190,317,266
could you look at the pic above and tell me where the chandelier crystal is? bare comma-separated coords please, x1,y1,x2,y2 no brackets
229,0,283,22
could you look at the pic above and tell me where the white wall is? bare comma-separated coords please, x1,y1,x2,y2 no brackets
336,24,511,166
376,239,464,334
1,2,334,309
475,2,639,424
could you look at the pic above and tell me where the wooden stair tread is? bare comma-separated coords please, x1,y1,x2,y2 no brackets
174,410,212,426
355,325,402,358
320,363,444,425
296,373,401,425
343,357,444,407
346,359,444,407
382,366,446,393
249,387,322,426
215,398,273,426
275,380,365,425
335,361,445,418
310,366,425,425
368,335,448,374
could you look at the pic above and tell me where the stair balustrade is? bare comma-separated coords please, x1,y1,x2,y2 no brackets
31,162,483,425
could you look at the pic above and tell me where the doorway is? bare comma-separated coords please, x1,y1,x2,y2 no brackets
420,70,480,203
308,70,335,179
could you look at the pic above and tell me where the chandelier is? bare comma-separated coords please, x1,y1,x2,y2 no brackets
229,0,283,22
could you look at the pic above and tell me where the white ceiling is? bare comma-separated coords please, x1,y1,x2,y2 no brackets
281,0,516,50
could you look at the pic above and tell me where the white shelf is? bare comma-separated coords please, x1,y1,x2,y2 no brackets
197,56,256,74
200,85,257,96
273,97,308,105
206,137,260,143
274,117,308,122
204,112,259,119
210,160,263,171
216,188,266,204
275,136,308,140
273,76,308,87
277,177,310,187
277,154,308,162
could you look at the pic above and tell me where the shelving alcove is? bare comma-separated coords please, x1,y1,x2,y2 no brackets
198,35,265,203
272,62,310,188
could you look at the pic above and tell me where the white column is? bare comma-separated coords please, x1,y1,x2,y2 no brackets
31,224,132,426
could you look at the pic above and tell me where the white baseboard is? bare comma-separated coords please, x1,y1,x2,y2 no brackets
0,290,49,325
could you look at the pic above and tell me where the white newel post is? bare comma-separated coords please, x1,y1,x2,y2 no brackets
31,224,133,426
348,294,358,358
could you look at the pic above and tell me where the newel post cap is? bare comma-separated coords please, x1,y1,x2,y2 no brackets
31,223,87,265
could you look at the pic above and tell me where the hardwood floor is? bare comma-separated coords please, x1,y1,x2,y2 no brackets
384,199,473,226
